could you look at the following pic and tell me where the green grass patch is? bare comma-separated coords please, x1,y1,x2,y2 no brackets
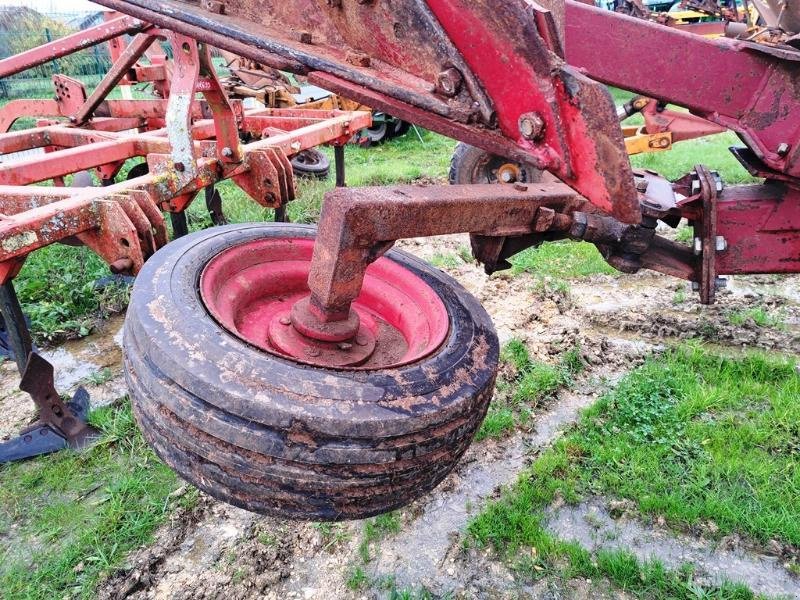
346,565,369,591
14,245,129,343
631,133,757,185
727,306,786,330
313,522,352,552
467,345,799,598
0,400,190,599
510,241,616,279
358,511,402,563
476,341,583,442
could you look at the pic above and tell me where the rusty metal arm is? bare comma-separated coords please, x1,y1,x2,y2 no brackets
302,182,588,324
0,15,149,79
73,34,158,124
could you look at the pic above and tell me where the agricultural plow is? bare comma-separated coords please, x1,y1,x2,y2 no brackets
0,16,370,462
0,0,798,522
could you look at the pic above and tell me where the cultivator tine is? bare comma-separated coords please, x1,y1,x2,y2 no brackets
204,186,228,226
116,194,158,258
0,281,33,375
170,211,190,239
0,354,100,464
334,145,346,188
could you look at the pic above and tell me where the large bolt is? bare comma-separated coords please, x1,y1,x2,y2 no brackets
435,68,463,97
221,146,233,158
777,142,791,157
297,31,313,44
174,162,185,172
518,113,545,141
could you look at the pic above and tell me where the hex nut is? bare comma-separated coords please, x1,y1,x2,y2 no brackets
518,113,545,141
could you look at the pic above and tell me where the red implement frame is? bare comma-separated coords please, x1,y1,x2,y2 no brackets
2,0,799,357
0,27,371,285
86,0,799,330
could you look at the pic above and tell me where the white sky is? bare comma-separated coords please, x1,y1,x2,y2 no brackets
0,0,103,12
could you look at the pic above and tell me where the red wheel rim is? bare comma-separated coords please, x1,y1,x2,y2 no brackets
199,238,449,369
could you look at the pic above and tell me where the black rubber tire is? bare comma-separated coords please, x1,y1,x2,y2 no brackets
387,118,411,139
362,119,389,144
448,142,549,185
290,148,330,179
124,223,498,521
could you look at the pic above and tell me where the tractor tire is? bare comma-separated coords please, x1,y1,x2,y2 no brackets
448,142,550,185
123,223,498,521
291,148,330,179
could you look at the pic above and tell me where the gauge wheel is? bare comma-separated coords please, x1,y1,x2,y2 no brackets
448,142,553,185
123,223,499,521
290,148,330,179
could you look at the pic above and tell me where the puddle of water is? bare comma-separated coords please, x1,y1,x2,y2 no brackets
547,499,800,599
0,314,127,439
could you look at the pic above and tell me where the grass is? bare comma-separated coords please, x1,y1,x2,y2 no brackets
313,522,352,552
727,306,786,330
358,511,402,563
346,565,369,591
0,399,191,599
510,241,617,279
467,344,799,598
476,341,583,442
14,245,130,343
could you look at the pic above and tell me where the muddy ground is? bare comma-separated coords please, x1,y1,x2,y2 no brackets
3,234,799,599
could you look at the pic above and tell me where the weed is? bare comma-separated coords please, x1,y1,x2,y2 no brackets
675,226,694,244
500,339,531,372
83,367,114,386
346,565,369,591
673,288,687,305
314,522,352,552
456,245,473,264
358,511,402,563
510,241,616,279
257,531,278,547
477,341,583,441
530,275,571,301
14,245,126,342
429,253,462,269
387,585,437,600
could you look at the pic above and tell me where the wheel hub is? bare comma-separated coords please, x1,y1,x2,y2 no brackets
199,237,449,369
495,163,522,184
